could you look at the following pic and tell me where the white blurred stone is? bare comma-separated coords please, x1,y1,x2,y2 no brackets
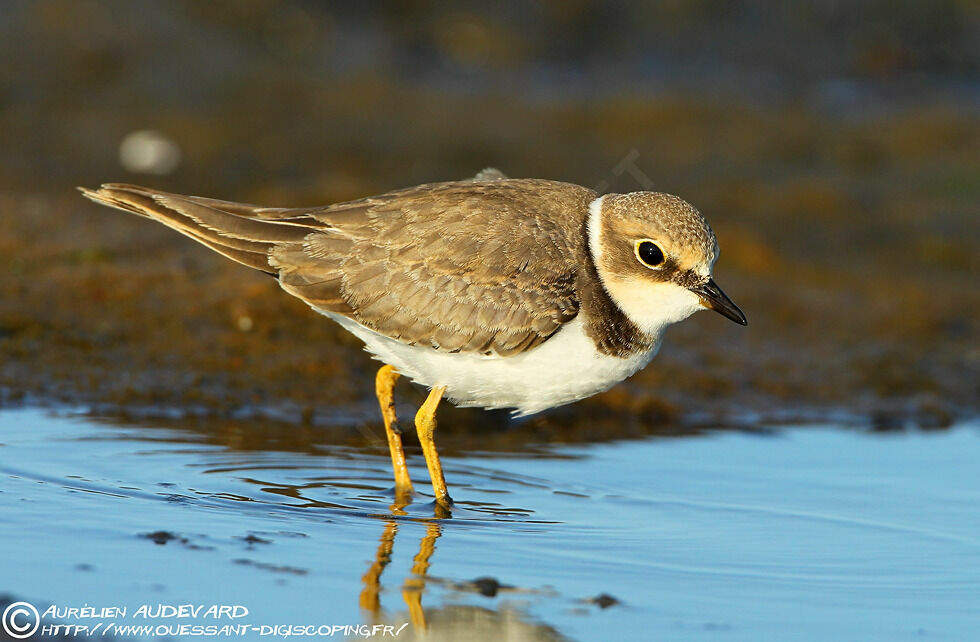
118,130,182,175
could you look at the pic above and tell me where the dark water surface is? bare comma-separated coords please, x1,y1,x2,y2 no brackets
1,408,978,641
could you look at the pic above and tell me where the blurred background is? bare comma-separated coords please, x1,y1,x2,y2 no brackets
1,0,977,437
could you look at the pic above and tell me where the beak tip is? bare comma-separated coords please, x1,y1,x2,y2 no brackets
716,306,748,326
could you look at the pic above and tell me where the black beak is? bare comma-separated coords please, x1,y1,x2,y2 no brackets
690,278,747,326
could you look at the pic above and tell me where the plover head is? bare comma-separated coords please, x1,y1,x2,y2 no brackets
588,191,747,335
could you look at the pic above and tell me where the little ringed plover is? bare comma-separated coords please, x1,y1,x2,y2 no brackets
80,169,746,508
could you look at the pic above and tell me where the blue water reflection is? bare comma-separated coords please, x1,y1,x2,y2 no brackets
1,408,977,641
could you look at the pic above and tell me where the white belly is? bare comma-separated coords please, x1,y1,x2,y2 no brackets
322,313,661,416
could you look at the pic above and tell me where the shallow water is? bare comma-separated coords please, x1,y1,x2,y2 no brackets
1,407,978,641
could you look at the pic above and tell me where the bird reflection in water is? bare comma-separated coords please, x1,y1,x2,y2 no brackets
357,502,568,641
359,518,442,631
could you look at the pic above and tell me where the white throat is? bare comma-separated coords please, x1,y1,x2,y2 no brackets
586,195,703,337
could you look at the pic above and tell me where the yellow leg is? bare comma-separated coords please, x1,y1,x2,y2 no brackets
415,386,451,506
375,365,414,495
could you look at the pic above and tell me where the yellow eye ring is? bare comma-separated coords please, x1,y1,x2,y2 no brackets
634,240,666,268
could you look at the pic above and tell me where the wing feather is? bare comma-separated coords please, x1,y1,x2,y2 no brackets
82,178,595,357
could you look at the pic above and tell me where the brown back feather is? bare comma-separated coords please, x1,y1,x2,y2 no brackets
81,179,595,357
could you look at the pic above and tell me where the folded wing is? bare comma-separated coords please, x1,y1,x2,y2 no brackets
80,178,593,356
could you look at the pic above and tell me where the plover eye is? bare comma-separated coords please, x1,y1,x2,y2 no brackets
635,240,665,268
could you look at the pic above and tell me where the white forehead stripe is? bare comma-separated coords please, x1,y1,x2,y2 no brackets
586,195,606,265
